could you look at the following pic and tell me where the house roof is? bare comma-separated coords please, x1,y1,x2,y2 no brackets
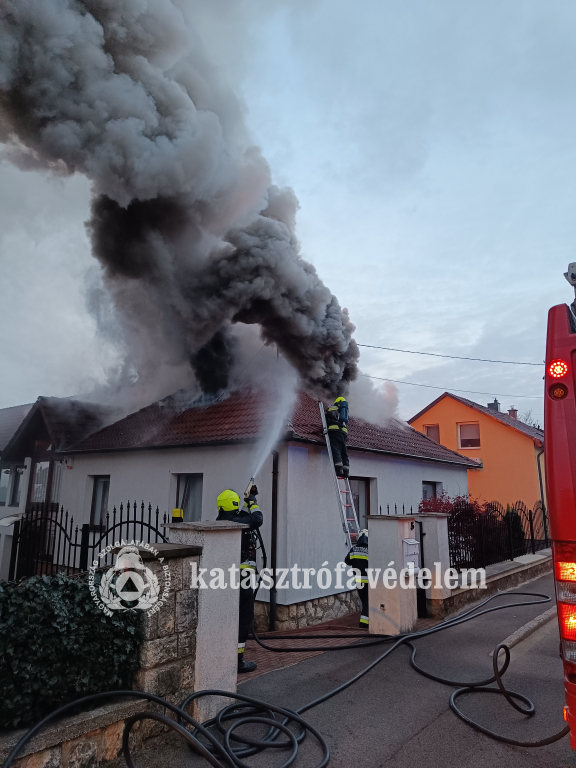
2,397,123,460
0,403,33,456
408,392,544,443
72,389,479,468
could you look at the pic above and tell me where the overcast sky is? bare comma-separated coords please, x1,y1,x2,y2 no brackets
1,0,575,423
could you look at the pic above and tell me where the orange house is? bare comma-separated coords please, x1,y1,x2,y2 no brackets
409,393,545,508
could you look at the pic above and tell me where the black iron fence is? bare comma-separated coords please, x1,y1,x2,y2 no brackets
447,499,549,571
8,501,168,581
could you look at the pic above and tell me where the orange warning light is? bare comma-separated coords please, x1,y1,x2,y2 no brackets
557,562,576,582
549,359,569,378
559,603,576,641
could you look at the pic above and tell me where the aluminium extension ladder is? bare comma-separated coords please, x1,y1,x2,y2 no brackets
318,401,360,549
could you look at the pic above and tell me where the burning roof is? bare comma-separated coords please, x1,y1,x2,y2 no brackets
71,390,479,467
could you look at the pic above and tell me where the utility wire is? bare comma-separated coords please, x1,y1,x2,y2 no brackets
358,343,543,367
361,373,542,399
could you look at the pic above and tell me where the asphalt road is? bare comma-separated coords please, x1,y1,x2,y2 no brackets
121,572,574,768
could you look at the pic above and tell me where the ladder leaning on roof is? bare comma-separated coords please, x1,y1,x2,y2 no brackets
318,401,360,550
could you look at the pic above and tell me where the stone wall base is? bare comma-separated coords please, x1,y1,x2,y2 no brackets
426,556,553,620
3,693,196,768
254,590,361,632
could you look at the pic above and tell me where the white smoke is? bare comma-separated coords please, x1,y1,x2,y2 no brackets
347,375,401,426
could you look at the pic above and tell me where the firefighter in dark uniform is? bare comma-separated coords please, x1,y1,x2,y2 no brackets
216,486,263,673
326,396,350,477
345,529,369,628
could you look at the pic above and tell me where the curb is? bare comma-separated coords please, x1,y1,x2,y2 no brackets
490,605,557,656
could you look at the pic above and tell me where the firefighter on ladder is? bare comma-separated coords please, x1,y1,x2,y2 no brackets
326,396,350,477
345,529,369,628
216,485,263,673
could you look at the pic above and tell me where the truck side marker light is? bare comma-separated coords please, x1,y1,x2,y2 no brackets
549,383,569,400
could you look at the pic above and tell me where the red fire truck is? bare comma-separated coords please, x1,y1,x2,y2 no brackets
545,264,576,747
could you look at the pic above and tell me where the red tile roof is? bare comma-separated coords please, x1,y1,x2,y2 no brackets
408,392,544,443
72,390,478,467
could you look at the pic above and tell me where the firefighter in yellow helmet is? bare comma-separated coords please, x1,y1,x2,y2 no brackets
325,396,350,477
216,486,263,673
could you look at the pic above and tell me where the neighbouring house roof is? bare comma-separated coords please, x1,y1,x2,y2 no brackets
0,403,33,457
2,397,122,460
71,390,479,468
408,392,544,443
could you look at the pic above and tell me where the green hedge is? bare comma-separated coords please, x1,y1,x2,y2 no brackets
0,573,143,729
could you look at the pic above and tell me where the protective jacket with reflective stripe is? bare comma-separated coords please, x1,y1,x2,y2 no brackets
326,399,349,434
345,539,368,584
217,495,263,567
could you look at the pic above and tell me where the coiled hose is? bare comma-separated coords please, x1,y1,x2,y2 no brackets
3,591,569,767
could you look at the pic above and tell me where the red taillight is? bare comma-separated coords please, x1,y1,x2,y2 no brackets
549,359,569,378
557,562,576,582
559,604,576,641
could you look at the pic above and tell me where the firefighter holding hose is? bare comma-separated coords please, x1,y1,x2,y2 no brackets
216,484,263,673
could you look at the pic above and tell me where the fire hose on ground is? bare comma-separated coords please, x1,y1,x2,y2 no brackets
3,590,570,767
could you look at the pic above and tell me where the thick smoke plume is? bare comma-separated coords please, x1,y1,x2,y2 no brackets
0,0,359,398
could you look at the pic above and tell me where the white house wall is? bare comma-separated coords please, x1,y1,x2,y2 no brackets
47,441,466,608
59,444,279,532
280,442,469,605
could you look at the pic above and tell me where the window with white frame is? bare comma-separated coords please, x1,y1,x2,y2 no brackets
90,476,110,527
458,422,481,448
422,481,438,500
176,474,203,522
0,469,9,506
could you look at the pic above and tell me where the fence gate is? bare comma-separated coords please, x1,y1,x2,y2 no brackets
8,501,169,581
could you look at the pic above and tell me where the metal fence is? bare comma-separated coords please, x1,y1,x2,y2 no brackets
8,501,168,581
447,499,549,571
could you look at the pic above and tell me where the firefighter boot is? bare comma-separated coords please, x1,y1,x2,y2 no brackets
238,657,257,673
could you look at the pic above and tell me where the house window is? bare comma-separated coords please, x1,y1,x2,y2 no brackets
424,425,440,443
350,477,370,530
176,474,203,522
422,481,437,500
458,422,481,449
91,476,110,527
0,469,9,506
31,461,50,503
10,467,24,507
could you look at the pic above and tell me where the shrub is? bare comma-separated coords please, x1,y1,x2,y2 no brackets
0,572,143,729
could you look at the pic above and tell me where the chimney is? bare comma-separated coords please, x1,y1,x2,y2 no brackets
487,398,500,412
508,406,518,420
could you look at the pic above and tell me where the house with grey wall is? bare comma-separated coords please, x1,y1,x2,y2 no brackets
0,390,478,620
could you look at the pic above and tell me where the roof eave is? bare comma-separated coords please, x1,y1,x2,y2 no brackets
288,434,479,468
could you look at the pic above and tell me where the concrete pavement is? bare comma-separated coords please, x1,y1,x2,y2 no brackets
112,572,574,767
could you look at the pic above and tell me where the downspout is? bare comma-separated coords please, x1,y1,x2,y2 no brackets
536,443,546,514
269,450,279,631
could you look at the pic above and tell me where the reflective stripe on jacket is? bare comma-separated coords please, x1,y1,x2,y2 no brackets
345,543,368,584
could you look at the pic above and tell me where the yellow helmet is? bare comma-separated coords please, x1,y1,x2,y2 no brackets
334,396,347,404
216,489,240,512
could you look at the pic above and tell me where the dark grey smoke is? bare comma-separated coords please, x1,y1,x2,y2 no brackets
0,0,359,397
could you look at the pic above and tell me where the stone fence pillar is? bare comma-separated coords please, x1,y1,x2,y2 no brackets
166,521,246,720
133,543,201,702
